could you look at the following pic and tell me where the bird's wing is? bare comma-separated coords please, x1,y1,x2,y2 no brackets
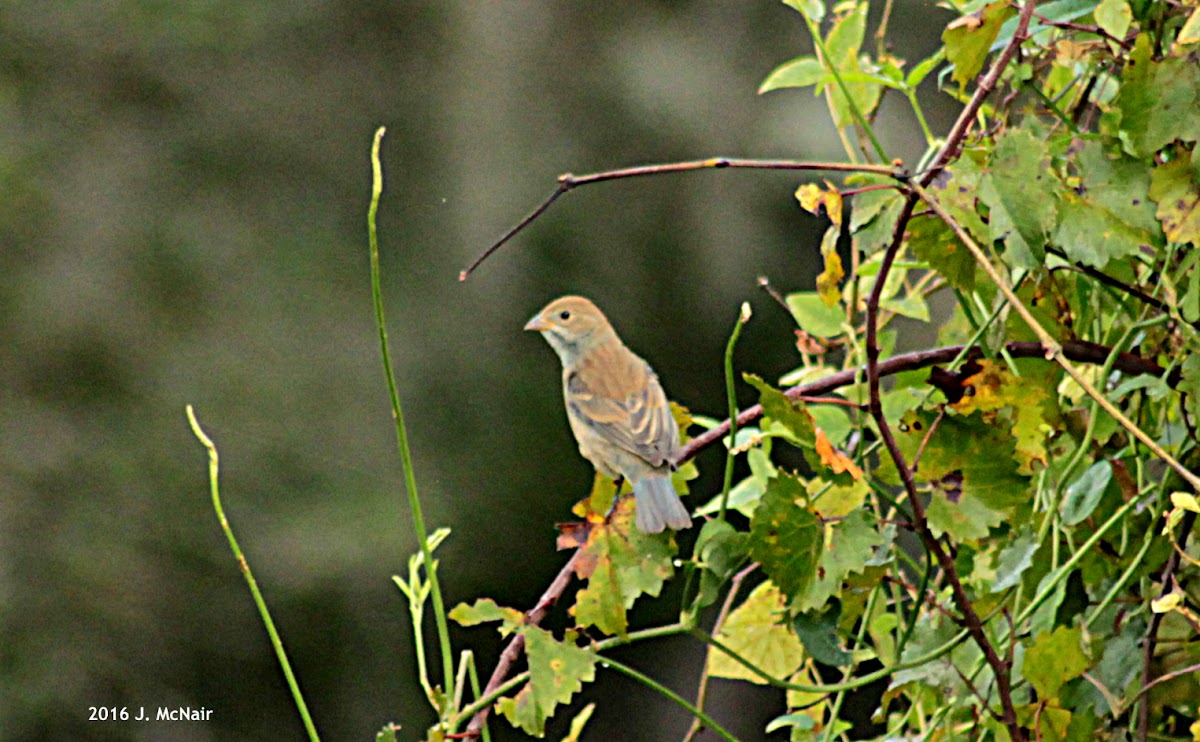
566,352,678,467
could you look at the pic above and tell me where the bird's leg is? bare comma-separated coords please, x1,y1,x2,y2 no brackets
606,476,625,522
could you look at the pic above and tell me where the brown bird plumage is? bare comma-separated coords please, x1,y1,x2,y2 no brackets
525,296,692,533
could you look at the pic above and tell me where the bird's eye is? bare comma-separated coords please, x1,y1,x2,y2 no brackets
559,310,571,321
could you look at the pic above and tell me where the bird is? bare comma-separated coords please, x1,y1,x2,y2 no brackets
525,295,692,533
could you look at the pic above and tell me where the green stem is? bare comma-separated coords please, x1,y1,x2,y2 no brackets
1084,479,1172,630
906,89,936,147
467,655,491,742
1020,492,1144,626
367,128,456,712
186,406,321,742
689,626,968,694
599,656,740,742
718,303,751,522
803,15,889,163
450,672,530,731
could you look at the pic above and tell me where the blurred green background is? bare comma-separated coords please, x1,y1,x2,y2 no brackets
1,2,955,739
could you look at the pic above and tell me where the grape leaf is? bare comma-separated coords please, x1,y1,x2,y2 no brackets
980,128,1059,267
750,472,824,604
943,1,1018,87
796,508,885,610
569,497,675,637
1024,626,1089,699
497,626,596,736
1116,35,1200,157
1148,151,1200,245
707,581,805,683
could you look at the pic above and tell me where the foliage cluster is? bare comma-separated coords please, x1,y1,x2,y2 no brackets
200,0,1200,740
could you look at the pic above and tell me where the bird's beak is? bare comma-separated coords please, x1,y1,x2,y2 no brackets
524,314,552,332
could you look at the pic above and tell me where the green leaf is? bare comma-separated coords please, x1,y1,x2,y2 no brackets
1024,626,1089,699
893,614,960,688
785,291,846,338
497,626,597,736
1054,192,1149,269
449,598,524,633
850,181,906,255
1029,570,1067,637
908,214,977,292
782,0,825,23
1116,35,1200,157
744,373,818,451
1148,151,1200,245
1075,140,1162,236
692,519,751,610
824,2,867,64
797,508,885,610
792,602,851,666
1185,263,1200,324
848,175,900,229
560,702,595,742
1015,704,1073,742
759,56,825,94
1074,617,1143,716
1060,460,1113,525
750,472,824,603
928,489,1006,541
1093,0,1132,41
990,530,1038,592
906,49,946,89
708,580,806,683
882,291,930,322
981,128,1059,267
808,2,883,127
765,712,816,733
810,405,852,447
886,409,1031,514
1179,352,1200,424
943,1,1018,88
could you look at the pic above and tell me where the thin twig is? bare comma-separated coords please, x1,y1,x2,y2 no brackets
463,550,583,737
1033,12,1133,49
921,0,1041,183
910,408,946,473
1045,246,1198,329
460,158,901,280
683,562,758,742
858,3,1043,736
912,182,1200,493
1137,511,1196,738
677,338,1171,467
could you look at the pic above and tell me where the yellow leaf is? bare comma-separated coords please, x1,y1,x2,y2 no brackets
1171,491,1200,513
795,181,844,226
1151,592,1182,613
816,225,844,307
1178,6,1200,46
707,581,805,683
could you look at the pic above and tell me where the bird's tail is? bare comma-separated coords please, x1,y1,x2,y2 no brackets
632,474,692,533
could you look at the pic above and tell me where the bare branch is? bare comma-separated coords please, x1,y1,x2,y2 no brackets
460,158,902,280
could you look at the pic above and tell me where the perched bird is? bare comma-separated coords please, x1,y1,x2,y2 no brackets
525,296,692,533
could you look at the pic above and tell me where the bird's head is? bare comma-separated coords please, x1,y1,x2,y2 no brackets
524,295,616,364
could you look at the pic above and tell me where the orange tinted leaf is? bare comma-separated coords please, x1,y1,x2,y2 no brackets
815,428,863,479
568,497,676,636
